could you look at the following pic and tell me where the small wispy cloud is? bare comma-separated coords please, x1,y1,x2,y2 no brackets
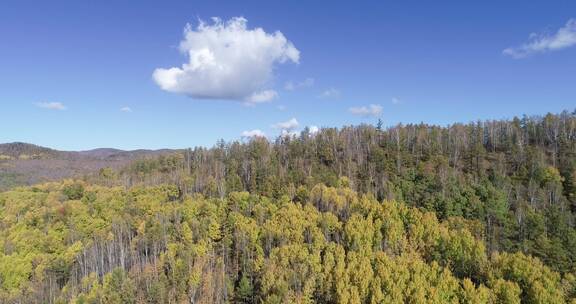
349,104,383,117
277,105,287,111
273,118,299,130
241,129,266,138
391,97,402,105
503,18,576,58
244,90,278,106
35,102,67,110
120,106,133,113
284,78,315,91
318,87,340,99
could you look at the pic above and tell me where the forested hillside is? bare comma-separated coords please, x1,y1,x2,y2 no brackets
1,181,575,303
115,111,576,275
1,110,576,303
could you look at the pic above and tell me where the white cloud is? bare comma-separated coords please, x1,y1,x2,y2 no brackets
120,106,133,112
319,87,340,98
284,78,314,91
35,102,66,110
153,17,299,102
277,105,287,111
391,97,402,104
309,125,320,134
273,118,299,130
349,104,383,117
504,19,576,58
241,129,266,138
243,89,278,106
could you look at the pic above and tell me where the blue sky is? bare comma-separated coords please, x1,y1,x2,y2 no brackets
1,0,575,150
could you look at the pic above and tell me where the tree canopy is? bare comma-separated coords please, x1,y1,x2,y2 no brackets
1,110,576,303
0,181,575,303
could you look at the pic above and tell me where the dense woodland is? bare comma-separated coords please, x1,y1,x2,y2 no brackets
118,111,576,272
1,110,576,303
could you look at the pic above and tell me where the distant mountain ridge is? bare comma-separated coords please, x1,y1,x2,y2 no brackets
0,142,180,189
0,142,175,160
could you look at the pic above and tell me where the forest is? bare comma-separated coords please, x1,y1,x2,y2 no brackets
1,110,576,303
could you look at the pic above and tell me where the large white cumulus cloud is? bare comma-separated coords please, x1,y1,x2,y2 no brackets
153,17,300,101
